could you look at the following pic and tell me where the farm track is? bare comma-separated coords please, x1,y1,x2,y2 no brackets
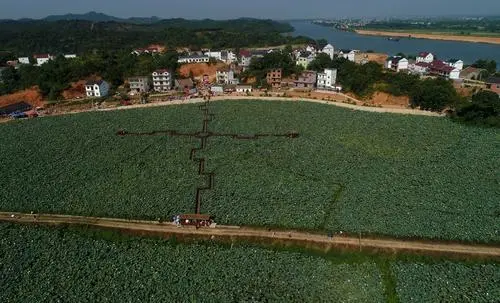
1,212,499,259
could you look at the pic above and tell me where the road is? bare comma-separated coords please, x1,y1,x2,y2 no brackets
1,212,498,258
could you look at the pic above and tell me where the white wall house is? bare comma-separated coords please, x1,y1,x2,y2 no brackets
306,45,317,55
178,55,210,64
152,69,172,92
322,44,335,60
416,52,434,63
236,85,252,93
18,57,30,64
385,56,409,72
33,54,53,66
204,51,223,61
338,49,358,62
85,80,109,97
216,69,238,85
446,59,464,71
316,68,338,89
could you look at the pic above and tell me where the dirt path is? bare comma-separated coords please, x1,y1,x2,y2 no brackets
96,96,444,117
1,212,498,258
356,30,500,45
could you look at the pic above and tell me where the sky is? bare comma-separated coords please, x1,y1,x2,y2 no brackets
1,0,499,20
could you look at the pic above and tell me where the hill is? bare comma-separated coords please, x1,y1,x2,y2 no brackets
42,11,161,24
0,18,307,54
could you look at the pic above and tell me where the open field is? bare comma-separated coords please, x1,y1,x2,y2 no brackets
0,223,385,302
0,100,498,242
1,223,499,302
356,29,500,45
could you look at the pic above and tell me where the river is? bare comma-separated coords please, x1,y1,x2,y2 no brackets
290,20,500,65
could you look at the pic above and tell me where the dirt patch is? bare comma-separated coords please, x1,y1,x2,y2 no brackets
356,30,500,45
61,80,86,100
0,87,44,108
179,63,228,82
369,92,410,107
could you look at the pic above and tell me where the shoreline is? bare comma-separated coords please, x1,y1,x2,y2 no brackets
356,29,500,45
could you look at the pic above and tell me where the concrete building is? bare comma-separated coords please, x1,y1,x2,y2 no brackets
338,49,358,62
385,56,409,72
128,76,150,93
85,80,109,97
416,52,434,63
152,69,172,92
322,44,335,60
33,54,53,66
18,57,30,64
216,68,239,85
236,85,253,93
446,59,464,71
294,71,317,88
266,68,282,88
178,55,209,64
317,68,338,89
296,54,315,69
459,66,486,80
486,77,500,95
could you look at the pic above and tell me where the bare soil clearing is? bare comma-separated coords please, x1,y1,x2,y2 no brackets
356,30,500,45
2,212,498,258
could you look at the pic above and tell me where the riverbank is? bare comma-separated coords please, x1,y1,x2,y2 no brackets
356,29,500,45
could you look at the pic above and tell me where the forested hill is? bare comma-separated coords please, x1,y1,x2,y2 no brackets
0,18,309,54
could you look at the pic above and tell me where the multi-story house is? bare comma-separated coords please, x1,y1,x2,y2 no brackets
266,68,282,88
322,44,335,60
294,71,317,88
85,80,110,97
177,55,209,64
338,49,358,62
416,52,434,63
216,68,239,85
296,53,315,69
18,57,31,64
385,56,409,72
446,59,464,71
152,69,172,92
128,76,150,93
33,54,53,66
317,68,338,89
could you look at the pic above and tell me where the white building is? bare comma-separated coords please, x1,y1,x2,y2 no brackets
446,59,464,71
152,69,172,92
33,54,53,66
178,55,210,64
385,56,409,72
18,57,30,64
322,44,335,60
85,80,109,97
236,85,252,93
204,51,223,61
306,45,317,55
316,68,338,89
128,76,150,93
338,49,358,62
416,52,434,63
64,54,77,59
216,69,238,85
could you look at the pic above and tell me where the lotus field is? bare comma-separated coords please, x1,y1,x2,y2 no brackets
1,223,499,302
0,100,498,242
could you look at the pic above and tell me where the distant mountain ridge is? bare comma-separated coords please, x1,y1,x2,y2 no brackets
11,11,162,24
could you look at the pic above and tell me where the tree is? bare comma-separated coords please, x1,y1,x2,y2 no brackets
307,53,334,72
0,66,20,95
410,78,459,112
472,59,497,75
454,90,500,127
316,39,328,49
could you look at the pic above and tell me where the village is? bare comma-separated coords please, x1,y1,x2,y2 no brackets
1,42,499,118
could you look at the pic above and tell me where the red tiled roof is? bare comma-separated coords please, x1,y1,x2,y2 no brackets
418,52,430,57
239,50,251,57
415,62,430,67
154,69,170,74
33,54,50,58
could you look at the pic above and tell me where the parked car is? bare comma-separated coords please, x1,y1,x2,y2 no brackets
9,111,27,119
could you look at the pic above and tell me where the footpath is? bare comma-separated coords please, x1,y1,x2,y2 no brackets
1,212,498,259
